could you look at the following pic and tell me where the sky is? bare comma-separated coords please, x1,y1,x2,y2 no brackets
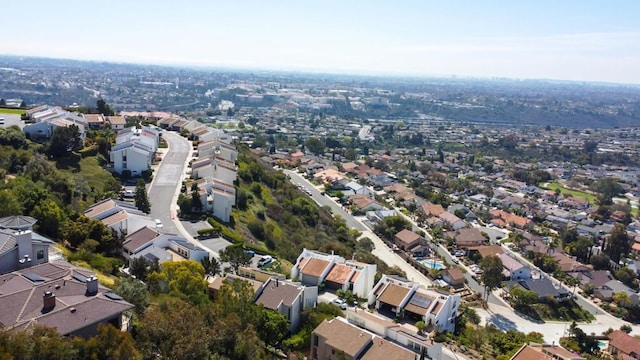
4,0,640,84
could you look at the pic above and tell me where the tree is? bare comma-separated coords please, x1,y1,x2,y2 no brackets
220,246,252,274
590,254,610,270
305,136,325,156
96,99,114,116
136,297,212,359
605,223,631,264
509,286,538,308
415,320,426,334
256,307,289,348
614,267,638,290
147,260,208,305
620,324,633,334
47,124,83,158
79,323,141,360
130,256,155,281
592,178,624,205
480,255,504,301
201,255,221,278
134,178,151,213
112,277,149,315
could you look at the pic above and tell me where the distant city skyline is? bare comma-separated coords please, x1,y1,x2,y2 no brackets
4,0,640,84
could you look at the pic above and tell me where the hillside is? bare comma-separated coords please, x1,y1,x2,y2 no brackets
201,146,401,277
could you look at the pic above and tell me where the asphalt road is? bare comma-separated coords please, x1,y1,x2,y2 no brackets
148,131,190,235
284,170,366,231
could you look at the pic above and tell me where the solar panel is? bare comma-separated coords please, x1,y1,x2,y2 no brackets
72,273,87,283
23,273,45,282
409,293,432,309
104,292,123,301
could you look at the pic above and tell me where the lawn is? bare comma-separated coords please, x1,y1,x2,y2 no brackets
0,108,26,115
541,182,597,204
78,157,115,194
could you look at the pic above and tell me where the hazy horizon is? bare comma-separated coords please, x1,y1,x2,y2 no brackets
3,0,640,84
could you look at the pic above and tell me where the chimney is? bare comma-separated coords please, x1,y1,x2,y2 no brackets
86,276,98,296
43,291,55,311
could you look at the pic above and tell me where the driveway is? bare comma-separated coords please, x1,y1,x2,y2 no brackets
0,113,25,129
147,131,220,255
148,131,190,235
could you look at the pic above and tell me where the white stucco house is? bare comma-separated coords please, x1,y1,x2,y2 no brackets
368,275,460,333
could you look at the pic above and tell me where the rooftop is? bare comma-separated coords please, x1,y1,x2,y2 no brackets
313,318,372,358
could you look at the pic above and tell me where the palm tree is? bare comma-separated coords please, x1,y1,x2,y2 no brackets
547,238,558,255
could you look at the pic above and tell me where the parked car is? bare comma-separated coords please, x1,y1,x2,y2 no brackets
332,298,348,310
257,255,273,267
154,219,163,229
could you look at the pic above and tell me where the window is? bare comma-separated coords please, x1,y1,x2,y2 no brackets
313,335,318,346
37,250,45,260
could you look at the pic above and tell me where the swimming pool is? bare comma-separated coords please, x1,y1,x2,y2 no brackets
418,259,445,270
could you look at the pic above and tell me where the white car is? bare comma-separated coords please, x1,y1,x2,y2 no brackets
332,298,347,310
257,255,273,267
154,219,163,229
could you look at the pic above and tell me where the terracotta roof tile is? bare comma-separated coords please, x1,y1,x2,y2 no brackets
301,258,330,277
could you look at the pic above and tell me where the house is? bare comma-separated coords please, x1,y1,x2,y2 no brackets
498,253,531,280
0,261,133,337
454,228,487,248
109,141,154,176
291,249,376,298
310,318,416,360
490,209,532,229
106,115,126,130
568,269,613,288
254,278,317,332
394,229,423,251
84,198,154,235
82,113,105,129
195,177,236,222
122,227,210,266
109,126,159,176
207,273,264,301
348,194,383,212
345,181,371,197
467,245,504,259
511,343,586,360
368,275,460,333
345,309,442,359
365,209,397,222
594,280,640,305
237,266,286,283
439,212,466,230
506,279,569,301
608,330,640,360
0,216,53,274
551,252,592,273
441,268,466,288
191,156,237,184
23,106,88,142
420,203,446,217
197,139,238,163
